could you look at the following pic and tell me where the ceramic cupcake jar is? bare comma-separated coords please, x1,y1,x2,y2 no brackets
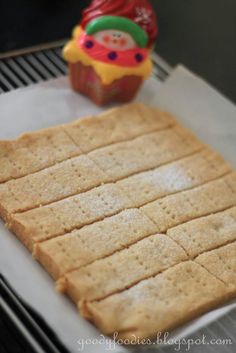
63,0,158,105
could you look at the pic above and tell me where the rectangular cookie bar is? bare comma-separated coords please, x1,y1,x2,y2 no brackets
64,103,175,153
0,126,81,183
0,103,173,185
82,261,232,340
34,209,157,279
141,173,236,232
0,155,109,218
0,124,204,218
168,207,236,257
9,172,236,252
89,125,203,181
63,233,188,303
117,149,231,207
9,184,132,250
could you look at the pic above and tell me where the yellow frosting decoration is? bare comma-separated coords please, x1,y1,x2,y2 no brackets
63,26,153,86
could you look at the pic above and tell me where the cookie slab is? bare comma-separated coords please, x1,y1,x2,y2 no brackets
82,261,232,340
9,184,132,250
0,126,81,184
0,103,174,185
0,119,203,219
0,155,109,217
141,173,236,232
34,209,157,279
89,126,203,181
63,234,188,303
117,149,231,207
64,103,175,153
0,103,235,340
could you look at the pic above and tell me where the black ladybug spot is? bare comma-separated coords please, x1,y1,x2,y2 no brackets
135,53,144,62
108,51,118,60
85,40,94,49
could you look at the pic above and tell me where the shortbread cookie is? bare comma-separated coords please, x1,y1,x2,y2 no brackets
64,103,175,153
1,138,216,219
0,126,81,183
141,173,236,232
117,149,231,207
82,261,231,340
168,207,236,257
0,117,198,219
34,209,157,279
0,103,235,340
9,184,132,250
0,155,109,217
0,104,173,185
89,126,203,181
63,234,188,303
196,242,236,290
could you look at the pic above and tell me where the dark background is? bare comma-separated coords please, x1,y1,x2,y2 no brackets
0,0,235,100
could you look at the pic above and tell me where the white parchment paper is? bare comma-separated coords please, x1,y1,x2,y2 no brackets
0,66,235,353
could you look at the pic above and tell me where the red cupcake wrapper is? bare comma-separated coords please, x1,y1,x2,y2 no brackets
69,62,143,106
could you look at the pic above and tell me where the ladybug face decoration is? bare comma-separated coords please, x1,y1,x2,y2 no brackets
93,30,136,50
